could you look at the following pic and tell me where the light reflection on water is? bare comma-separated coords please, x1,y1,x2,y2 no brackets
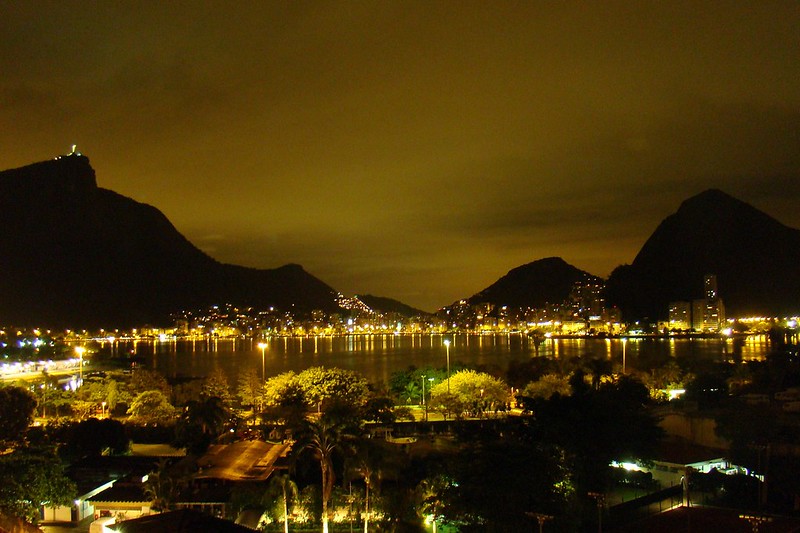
103,334,775,386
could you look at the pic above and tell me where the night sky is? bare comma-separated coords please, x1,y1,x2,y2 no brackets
2,2,799,312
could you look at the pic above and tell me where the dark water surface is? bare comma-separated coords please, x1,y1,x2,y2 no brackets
104,334,773,386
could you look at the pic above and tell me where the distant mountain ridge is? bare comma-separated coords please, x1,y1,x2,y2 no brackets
2,154,798,327
465,257,601,310
456,191,800,321
0,153,339,328
604,189,800,320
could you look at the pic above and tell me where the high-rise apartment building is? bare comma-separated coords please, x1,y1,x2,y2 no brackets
704,274,718,300
670,274,726,332
668,301,692,330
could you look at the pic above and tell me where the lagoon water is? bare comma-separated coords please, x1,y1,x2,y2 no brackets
103,333,774,386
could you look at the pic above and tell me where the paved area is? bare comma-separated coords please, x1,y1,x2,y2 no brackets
41,516,92,533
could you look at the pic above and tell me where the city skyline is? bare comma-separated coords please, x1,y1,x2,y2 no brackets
2,3,800,312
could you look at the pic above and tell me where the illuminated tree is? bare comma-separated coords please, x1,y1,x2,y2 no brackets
263,371,303,407
429,370,510,419
402,380,422,405
262,371,306,428
521,373,571,400
202,367,233,406
296,367,370,413
581,356,612,391
237,367,263,410
0,449,76,524
362,396,396,424
265,472,299,533
106,379,120,412
295,415,355,533
127,390,176,424
346,441,377,533
638,361,686,400
129,369,171,397
71,400,95,420
415,474,451,533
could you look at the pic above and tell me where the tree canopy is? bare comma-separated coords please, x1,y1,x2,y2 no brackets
429,370,510,418
0,449,76,524
0,386,37,446
263,367,370,413
127,390,176,424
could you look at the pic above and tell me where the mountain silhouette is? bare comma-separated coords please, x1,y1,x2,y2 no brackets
0,153,338,328
356,294,429,318
466,257,601,310
605,189,800,321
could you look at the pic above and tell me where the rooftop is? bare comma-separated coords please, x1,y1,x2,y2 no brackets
195,440,291,482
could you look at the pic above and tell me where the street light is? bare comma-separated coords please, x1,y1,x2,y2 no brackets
257,342,267,382
75,346,86,386
443,339,451,394
422,376,434,422
525,512,553,533
588,492,605,533
428,377,435,421
422,375,427,422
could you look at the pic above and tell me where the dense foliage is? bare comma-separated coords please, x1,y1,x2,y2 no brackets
0,386,37,445
0,449,76,523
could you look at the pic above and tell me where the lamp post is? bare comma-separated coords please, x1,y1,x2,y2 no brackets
428,377,435,421
525,512,553,533
75,346,85,386
443,339,451,394
257,342,267,382
422,375,427,422
101,401,107,418
588,492,605,533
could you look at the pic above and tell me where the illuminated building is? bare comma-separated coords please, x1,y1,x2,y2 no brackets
668,301,692,330
704,274,718,300
676,274,726,332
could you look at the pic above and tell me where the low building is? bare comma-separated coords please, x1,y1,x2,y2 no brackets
107,508,255,533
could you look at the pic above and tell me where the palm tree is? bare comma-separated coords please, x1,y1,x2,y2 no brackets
143,459,184,512
295,417,352,533
415,474,449,533
266,472,298,533
582,356,612,390
345,440,390,533
174,396,230,454
191,396,229,435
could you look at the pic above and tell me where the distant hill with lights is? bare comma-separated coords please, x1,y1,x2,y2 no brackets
464,257,602,311
453,191,800,323
356,294,429,318
604,189,800,321
0,152,339,328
